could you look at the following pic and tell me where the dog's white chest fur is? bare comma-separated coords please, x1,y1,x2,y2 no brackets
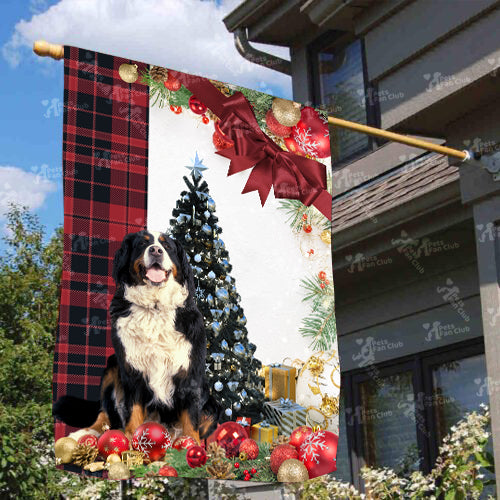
116,280,191,407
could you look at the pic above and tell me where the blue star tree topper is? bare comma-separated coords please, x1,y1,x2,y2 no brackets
185,152,208,180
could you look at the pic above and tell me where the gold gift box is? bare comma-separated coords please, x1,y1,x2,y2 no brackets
250,421,279,444
263,364,296,400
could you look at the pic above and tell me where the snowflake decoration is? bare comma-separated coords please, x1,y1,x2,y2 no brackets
195,285,205,301
301,431,329,464
294,126,320,157
133,429,155,453
161,430,172,451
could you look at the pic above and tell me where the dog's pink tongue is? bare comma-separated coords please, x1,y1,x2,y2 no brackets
146,267,166,282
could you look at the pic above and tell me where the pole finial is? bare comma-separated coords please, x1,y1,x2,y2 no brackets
33,40,64,60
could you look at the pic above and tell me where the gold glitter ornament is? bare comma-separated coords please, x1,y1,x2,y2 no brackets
106,453,122,466
119,63,139,84
272,98,301,127
206,459,236,480
55,437,78,464
277,458,309,482
108,462,131,480
320,394,339,418
84,461,105,472
320,229,331,245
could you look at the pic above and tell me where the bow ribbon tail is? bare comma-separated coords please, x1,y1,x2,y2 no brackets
312,190,333,220
241,161,273,206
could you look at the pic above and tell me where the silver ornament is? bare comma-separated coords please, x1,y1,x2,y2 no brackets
214,381,223,392
185,233,192,243
227,381,239,391
211,321,221,336
221,340,229,350
225,408,233,417
233,343,245,356
204,210,211,219
194,254,202,263
233,330,243,340
207,198,216,211
234,402,241,411
215,288,229,302
202,224,212,235
208,271,216,279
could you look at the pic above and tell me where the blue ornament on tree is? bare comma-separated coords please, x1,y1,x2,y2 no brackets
206,294,214,305
215,288,229,302
204,210,211,219
233,343,245,356
221,340,229,350
185,233,192,243
225,408,233,417
214,381,223,392
208,271,216,279
194,254,202,263
202,224,212,235
234,402,241,411
227,381,239,391
233,330,243,340
211,321,221,336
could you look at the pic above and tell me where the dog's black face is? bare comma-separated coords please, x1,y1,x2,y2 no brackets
112,230,190,288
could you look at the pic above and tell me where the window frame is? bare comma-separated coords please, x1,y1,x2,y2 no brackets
338,337,486,491
308,31,383,167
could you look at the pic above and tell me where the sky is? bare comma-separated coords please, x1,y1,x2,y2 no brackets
0,0,291,240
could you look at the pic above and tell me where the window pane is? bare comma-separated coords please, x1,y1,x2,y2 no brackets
359,371,420,474
331,394,351,483
318,39,370,162
432,354,488,443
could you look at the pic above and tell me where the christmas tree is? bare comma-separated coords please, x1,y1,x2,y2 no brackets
169,153,265,422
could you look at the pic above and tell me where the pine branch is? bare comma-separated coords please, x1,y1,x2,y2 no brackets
140,68,192,109
299,302,336,351
278,199,330,232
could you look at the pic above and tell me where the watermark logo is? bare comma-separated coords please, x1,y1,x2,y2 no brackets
41,98,64,118
352,336,404,367
333,169,371,190
436,278,470,322
423,320,470,342
30,163,63,184
476,222,499,243
474,376,500,397
345,405,393,426
423,72,471,92
392,230,460,274
345,252,392,273
486,306,500,327
357,86,405,108
463,137,500,155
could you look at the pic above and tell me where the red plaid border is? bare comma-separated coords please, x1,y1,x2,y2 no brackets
54,47,149,440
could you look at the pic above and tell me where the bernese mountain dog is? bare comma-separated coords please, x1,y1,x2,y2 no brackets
54,230,219,442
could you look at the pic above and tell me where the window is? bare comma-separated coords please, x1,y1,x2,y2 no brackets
335,340,489,490
310,34,380,164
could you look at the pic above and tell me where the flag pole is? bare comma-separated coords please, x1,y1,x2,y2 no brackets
31,39,472,163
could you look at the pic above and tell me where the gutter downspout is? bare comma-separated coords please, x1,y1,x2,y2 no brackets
234,28,291,75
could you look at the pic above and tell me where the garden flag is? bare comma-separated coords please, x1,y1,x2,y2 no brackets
53,46,339,482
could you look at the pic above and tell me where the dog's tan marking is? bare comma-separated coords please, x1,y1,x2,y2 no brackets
88,411,111,434
133,257,143,277
144,234,150,240
125,403,146,438
180,409,200,444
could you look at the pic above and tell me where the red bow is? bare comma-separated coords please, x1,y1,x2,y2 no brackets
169,72,332,220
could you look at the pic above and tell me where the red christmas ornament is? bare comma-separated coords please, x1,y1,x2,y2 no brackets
212,121,234,151
164,73,181,91
234,462,240,468
170,105,182,114
78,434,98,448
158,465,178,477
270,444,299,474
202,115,210,124
244,475,250,481
172,435,197,451
186,445,207,468
97,430,129,459
283,136,304,156
289,425,313,451
132,422,172,461
299,430,338,478
239,438,259,460
206,422,247,458
291,107,330,158
303,224,312,233
251,468,257,474
189,95,207,115
318,271,327,281
265,109,292,138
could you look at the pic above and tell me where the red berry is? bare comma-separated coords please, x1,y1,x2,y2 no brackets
302,214,308,220
244,476,250,481
234,462,239,468
251,468,257,474
170,105,182,114
318,271,327,281
303,224,312,233
325,279,330,285
243,469,249,475
202,115,209,124
320,283,325,289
